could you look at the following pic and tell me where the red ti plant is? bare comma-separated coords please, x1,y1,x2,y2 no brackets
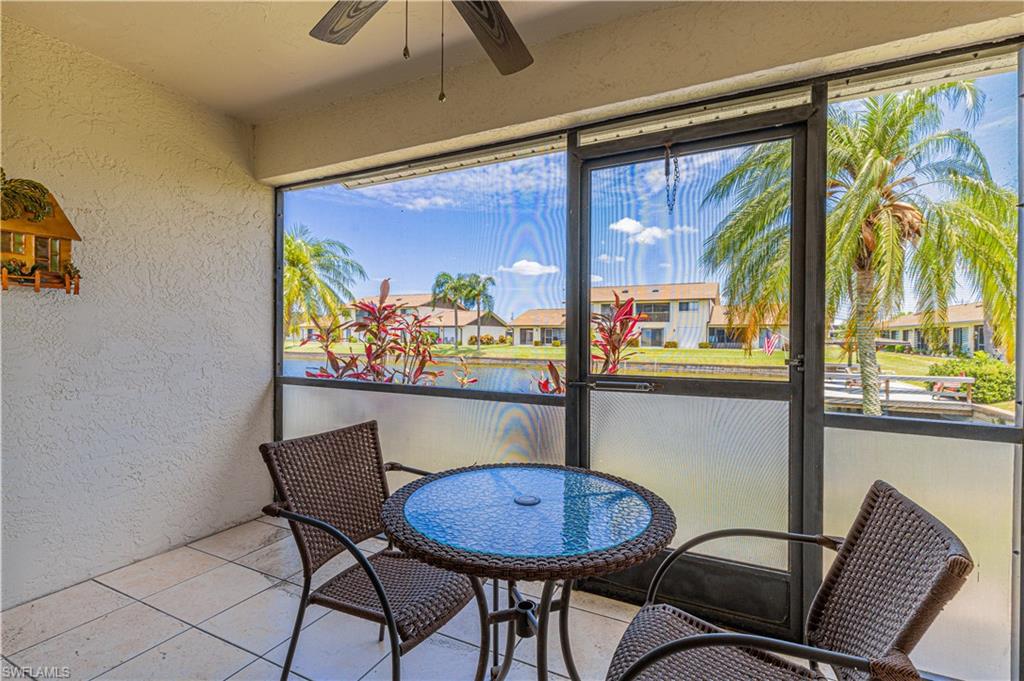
302,312,360,379
537,361,566,394
311,279,444,386
591,292,645,374
453,357,478,388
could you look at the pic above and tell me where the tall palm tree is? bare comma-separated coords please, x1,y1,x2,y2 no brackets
463,273,497,349
431,272,470,346
283,224,366,337
702,82,1016,415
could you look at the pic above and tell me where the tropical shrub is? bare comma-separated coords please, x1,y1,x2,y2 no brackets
927,352,1014,404
551,339,561,347
697,341,712,349
497,335,509,344
533,339,542,346
468,336,477,346
537,361,566,394
481,334,495,345
664,341,679,349
589,293,645,374
305,279,443,385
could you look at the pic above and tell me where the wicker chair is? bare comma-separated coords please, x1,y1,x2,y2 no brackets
607,480,973,681
260,421,487,681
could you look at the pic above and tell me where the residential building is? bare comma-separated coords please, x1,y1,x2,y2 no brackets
880,302,990,353
509,308,567,345
707,306,790,349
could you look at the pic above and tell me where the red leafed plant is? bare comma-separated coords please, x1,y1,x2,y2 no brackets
533,292,646,394
453,357,478,388
537,361,565,394
307,279,444,386
591,292,645,374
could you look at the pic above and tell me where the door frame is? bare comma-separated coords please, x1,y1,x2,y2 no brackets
564,95,826,641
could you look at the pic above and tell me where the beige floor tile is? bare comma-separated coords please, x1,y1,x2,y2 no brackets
96,628,255,680
362,634,563,681
285,538,389,590
96,546,225,599
237,538,303,580
201,581,328,656
227,657,305,680
1,580,133,654
439,583,512,649
144,563,280,624
514,606,627,681
563,589,639,624
257,516,291,530
190,521,291,561
264,612,387,681
8,602,187,681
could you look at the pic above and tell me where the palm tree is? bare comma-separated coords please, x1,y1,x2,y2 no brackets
463,273,497,349
431,272,470,346
702,82,1016,415
283,224,366,337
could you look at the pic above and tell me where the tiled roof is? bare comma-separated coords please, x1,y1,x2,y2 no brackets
591,282,719,303
882,302,984,328
509,308,567,327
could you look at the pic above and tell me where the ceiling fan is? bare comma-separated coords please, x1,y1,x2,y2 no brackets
309,0,534,76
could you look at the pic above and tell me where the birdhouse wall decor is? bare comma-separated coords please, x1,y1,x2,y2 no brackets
1,169,81,294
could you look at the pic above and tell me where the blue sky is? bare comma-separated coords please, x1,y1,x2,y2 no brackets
285,71,1018,323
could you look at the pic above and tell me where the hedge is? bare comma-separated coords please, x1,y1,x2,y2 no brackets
927,352,1013,404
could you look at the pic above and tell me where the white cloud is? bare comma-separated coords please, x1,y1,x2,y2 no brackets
498,259,560,276
590,275,604,282
675,225,698,234
609,218,697,245
401,196,456,211
658,262,672,269
596,253,625,263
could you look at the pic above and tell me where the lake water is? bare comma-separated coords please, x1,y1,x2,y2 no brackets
283,357,547,393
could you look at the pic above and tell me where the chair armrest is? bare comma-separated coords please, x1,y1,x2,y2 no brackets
618,633,877,681
647,529,842,604
383,461,433,477
268,506,402,655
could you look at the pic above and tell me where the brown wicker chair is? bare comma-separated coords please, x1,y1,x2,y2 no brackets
607,480,973,681
260,421,487,681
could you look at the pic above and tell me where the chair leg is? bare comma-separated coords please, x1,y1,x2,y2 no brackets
378,623,385,642
281,577,312,681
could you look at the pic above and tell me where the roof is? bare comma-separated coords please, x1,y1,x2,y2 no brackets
881,302,984,328
424,308,508,328
348,293,466,310
509,308,567,327
1,193,82,241
709,306,788,327
591,282,719,303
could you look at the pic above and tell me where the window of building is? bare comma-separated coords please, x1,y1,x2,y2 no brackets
635,303,670,322
678,301,698,312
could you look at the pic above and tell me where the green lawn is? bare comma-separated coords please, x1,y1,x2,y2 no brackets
284,340,946,377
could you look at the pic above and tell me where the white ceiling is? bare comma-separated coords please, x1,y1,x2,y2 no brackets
2,1,669,123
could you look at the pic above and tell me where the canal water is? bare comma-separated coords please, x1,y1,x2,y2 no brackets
283,357,546,393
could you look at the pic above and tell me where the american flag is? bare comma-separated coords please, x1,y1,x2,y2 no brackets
764,333,781,356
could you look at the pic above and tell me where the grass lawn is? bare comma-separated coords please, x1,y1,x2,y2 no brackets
284,340,947,377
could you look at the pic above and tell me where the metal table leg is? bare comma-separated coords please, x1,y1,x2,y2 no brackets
535,581,556,680
557,580,582,681
471,577,491,681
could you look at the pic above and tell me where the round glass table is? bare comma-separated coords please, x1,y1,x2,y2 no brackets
381,464,676,681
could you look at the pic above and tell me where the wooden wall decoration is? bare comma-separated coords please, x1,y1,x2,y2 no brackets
1,170,81,295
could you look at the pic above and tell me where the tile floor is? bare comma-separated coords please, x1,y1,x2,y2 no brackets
1,517,640,681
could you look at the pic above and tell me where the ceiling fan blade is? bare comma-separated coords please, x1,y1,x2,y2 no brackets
310,0,388,45
451,1,533,75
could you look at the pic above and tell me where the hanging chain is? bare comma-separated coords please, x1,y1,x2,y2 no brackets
402,0,410,59
438,0,446,102
665,145,680,215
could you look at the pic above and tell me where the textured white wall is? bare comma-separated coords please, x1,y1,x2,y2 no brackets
1,18,275,608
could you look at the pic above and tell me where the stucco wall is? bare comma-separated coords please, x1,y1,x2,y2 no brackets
255,2,1023,184
1,18,275,608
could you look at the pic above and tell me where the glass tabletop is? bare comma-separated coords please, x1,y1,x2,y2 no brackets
402,465,653,558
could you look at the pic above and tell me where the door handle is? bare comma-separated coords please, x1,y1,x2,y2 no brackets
569,380,656,393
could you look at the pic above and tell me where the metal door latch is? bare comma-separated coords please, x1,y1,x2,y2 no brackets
785,354,805,372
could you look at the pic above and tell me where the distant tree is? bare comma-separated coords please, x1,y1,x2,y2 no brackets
283,224,366,337
431,272,470,345
703,82,1016,415
463,273,497,350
